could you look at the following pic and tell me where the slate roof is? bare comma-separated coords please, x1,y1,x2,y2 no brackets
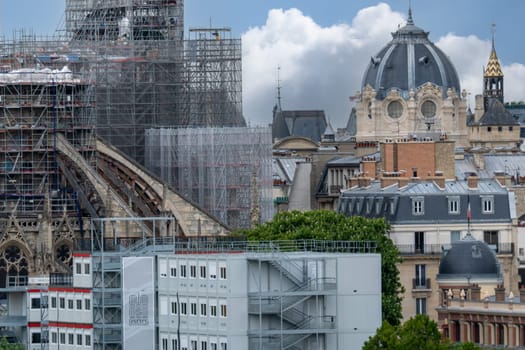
477,98,520,126
272,109,327,142
438,235,501,279
361,12,460,100
455,154,525,179
273,157,305,183
338,179,511,225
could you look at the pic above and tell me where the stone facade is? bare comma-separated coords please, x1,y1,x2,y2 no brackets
355,84,469,147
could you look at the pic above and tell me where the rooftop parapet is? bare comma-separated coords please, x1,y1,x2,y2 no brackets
89,237,377,255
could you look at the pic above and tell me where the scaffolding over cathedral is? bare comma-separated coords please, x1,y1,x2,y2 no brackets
0,0,246,216
145,127,274,229
62,0,245,164
0,0,243,285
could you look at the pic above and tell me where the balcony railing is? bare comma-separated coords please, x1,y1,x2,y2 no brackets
397,242,514,255
412,278,431,290
397,244,442,255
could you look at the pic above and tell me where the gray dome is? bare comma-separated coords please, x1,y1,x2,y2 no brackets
438,236,500,278
361,12,460,100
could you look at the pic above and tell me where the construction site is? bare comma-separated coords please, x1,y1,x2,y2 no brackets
64,0,245,164
145,127,273,229
0,0,256,285
0,1,273,348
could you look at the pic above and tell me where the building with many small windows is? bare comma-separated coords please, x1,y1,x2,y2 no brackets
0,252,93,350
338,175,517,322
89,217,381,350
1,219,381,350
156,247,380,350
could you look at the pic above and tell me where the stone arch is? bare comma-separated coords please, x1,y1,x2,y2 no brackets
0,240,32,287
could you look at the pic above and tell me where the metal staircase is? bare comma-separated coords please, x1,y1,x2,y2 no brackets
249,254,337,350
268,258,305,286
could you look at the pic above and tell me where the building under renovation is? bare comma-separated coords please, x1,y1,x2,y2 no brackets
0,0,239,288
64,0,245,164
146,127,274,228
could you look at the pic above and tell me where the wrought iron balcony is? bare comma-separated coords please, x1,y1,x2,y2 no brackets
412,278,431,290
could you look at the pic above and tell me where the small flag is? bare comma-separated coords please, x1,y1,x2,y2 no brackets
467,199,471,221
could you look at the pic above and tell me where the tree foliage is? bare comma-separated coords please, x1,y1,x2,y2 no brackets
236,210,404,325
0,338,24,350
363,315,482,350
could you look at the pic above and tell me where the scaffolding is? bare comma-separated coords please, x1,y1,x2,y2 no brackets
90,216,176,350
145,127,274,229
0,0,246,209
184,28,243,127
62,0,245,165
0,31,96,216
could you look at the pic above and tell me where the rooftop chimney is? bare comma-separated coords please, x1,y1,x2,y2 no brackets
430,171,445,189
495,284,505,302
467,174,479,189
357,177,371,188
470,284,481,301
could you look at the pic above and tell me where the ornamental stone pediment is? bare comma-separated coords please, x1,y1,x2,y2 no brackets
385,88,402,101
416,82,442,98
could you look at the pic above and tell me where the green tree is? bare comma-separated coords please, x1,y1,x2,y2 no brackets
0,337,24,350
363,315,482,350
361,321,400,349
445,342,481,350
237,210,404,325
398,314,442,350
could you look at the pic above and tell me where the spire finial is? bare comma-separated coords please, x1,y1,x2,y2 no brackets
491,23,496,50
407,0,414,25
276,65,282,110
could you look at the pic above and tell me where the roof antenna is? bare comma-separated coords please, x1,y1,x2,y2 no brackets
407,0,414,25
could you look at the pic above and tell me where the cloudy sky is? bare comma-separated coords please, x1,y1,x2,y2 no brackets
2,1,525,128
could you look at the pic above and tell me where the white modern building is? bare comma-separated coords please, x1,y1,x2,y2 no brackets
91,217,381,350
0,252,93,350
155,248,380,350
0,217,382,350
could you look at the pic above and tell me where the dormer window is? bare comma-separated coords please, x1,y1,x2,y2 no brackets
412,197,424,215
447,196,460,214
481,196,494,214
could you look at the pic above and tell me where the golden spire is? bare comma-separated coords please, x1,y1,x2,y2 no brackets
484,24,503,78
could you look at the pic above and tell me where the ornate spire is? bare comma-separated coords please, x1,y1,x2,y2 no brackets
407,0,414,25
484,24,503,78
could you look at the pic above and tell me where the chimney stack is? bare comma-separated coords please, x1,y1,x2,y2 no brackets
474,94,484,122
357,177,371,188
467,174,479,189
495,284,506,302
470,284,481,301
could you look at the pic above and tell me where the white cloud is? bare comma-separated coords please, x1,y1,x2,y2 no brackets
436,34,525,107
242,3,525,128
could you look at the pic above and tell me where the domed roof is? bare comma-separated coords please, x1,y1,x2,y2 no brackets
361,9,460,100
438,235,500,279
